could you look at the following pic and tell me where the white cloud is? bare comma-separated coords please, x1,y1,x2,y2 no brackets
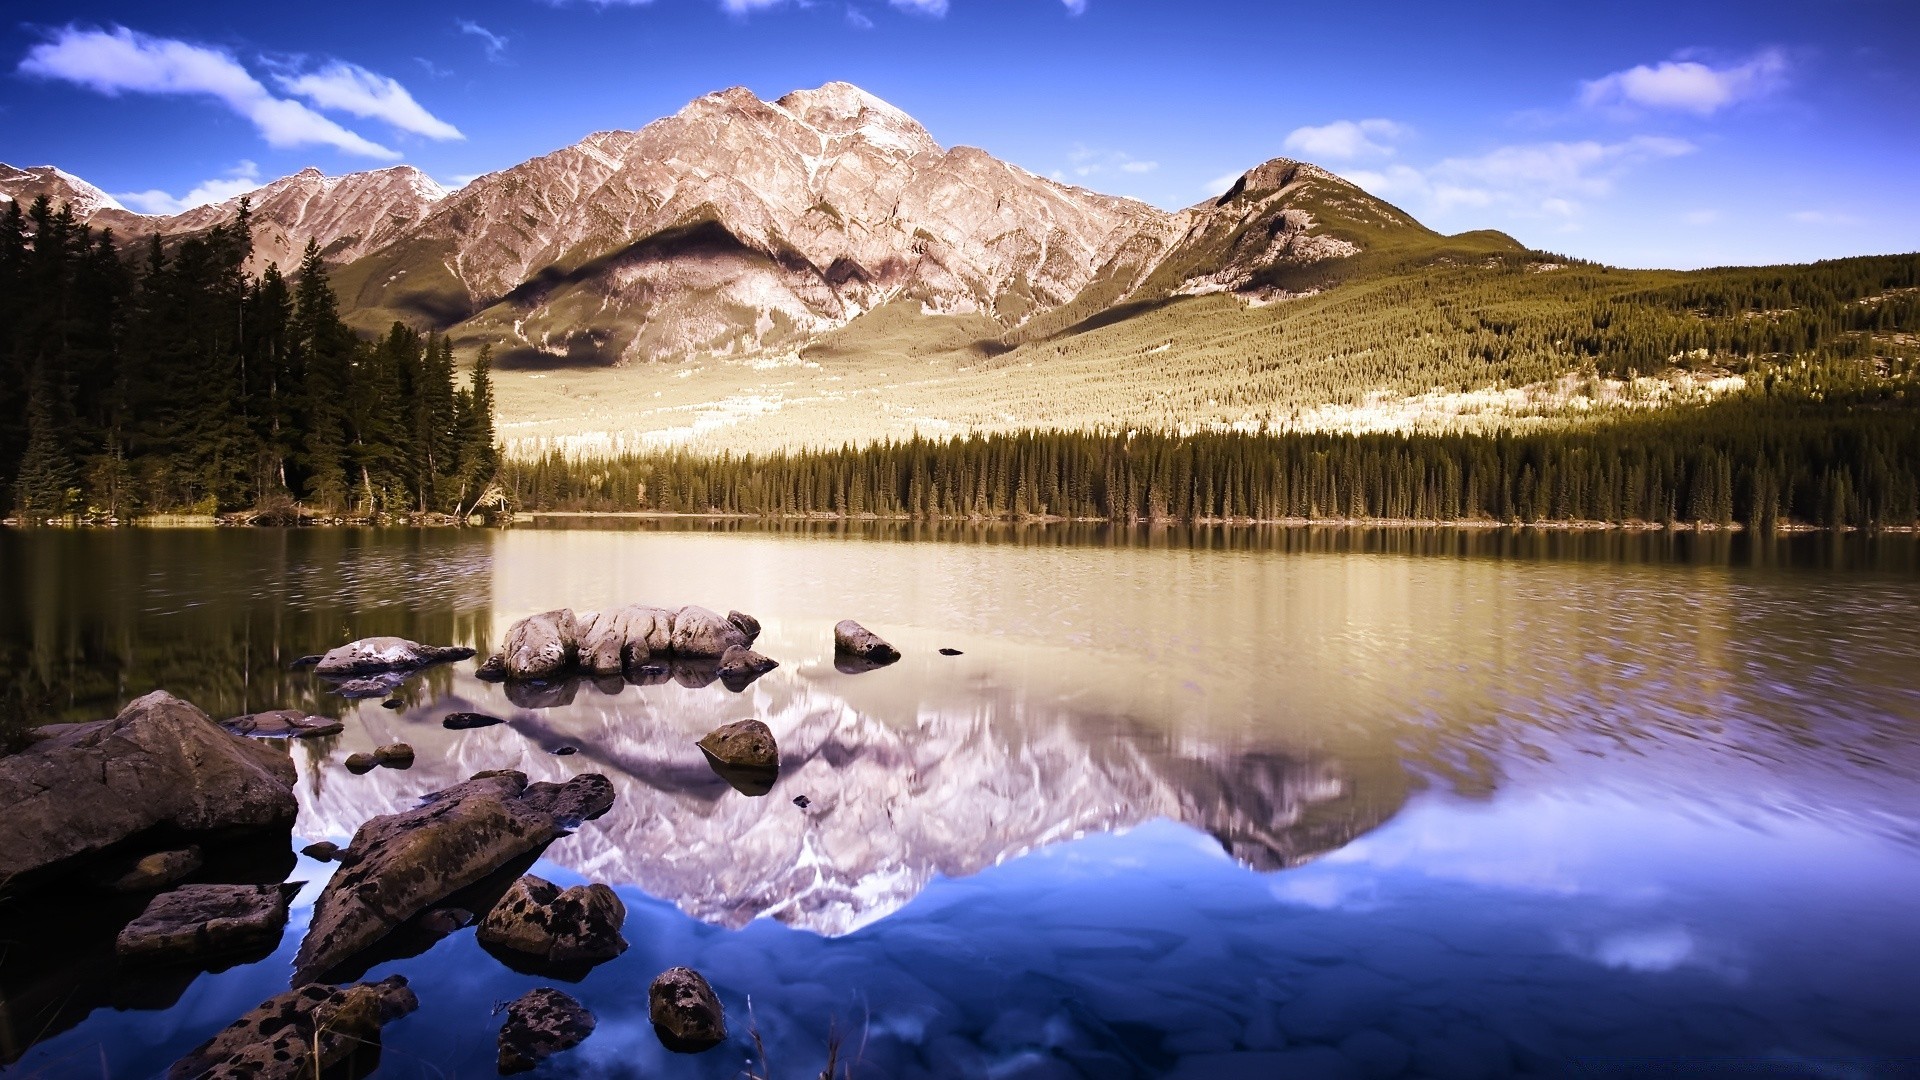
888,0,949,14
1067,143,1155,179
846,5,875,28
1119,160,1158,174
275,62,463,141
1789,209,1863,226
1342,136,1695,220
1580,49,1788,116
457,19,509,62
1282,118,1406,161
116,160,263,215
19,26,399,159
1062,0,1088,13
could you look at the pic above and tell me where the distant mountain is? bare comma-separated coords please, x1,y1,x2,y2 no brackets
5,82,1519,368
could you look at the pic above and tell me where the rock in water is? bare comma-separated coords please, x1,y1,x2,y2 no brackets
649,967,726,1053
329,677,398,700
288,654,323,670
344,752,379,774
697,719,779,771
292,770,614,983
498,988,596,1074
491,609,582,680
0,691,296,888
834,620,901,666
726,610,762,645
478,876,628,970
374,743,415,767
222,709,344,739
116,882,303,962
939,647,964,656
670,605,749,658
312,637,475,677
103,846,203,892
444,711,506,730
577,604,673,674
167,975,418,1080
380,698,404,710
302,841,343,862
716,645,779,690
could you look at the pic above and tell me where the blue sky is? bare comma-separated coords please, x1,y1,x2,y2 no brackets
3,0,1917,268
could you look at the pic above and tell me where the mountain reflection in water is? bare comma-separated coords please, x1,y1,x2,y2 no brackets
3,524,1919,1078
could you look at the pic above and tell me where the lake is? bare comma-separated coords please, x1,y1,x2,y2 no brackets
3,523,1918,1079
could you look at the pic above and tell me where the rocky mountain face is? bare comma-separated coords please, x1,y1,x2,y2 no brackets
10,82,1487,366
1,163,447,274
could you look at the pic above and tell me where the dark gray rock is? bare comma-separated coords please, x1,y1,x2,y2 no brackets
103,846,203,892
726,610,762,645
697,719,779,771
292,770,614,983
380,698,404,710
498,987,595,1075
417,906,475,936
167,975,418,1080
116,882,302,963
716,645,779,690
312,637,475,677
288,654,323,670
444,711,506,730
939,647,964,656
374,743,415,768
649,966,726,1053
344,752,379,774
478,875,628,969
0,691,297,889
834,620,900,666
302,841,343,862
222,709,344,739
330,677,398,700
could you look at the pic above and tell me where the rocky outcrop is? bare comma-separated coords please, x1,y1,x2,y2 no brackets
292,771,614,983
221,710,344,739
833,620,900,668
498,988,596,1075
313,637,474,677
0,691,297,889
167,975,418,1080
115,882,302,963
477,875,628,973
482,603,765,680
649,967,726,1053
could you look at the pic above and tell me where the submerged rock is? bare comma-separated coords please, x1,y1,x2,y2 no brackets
834,620,901,667
102,846,203,893
292,770,614,983
0,691,296,889
116,882,302,963
649,967,726,1053
697,719,779,772
288,654,323,670
498,987,596,1075
167,975,418,1080
716,645,779,690
444,711,506,730
478,875,628,973
222,709,344,739
312,637,475,677
330,677,399,700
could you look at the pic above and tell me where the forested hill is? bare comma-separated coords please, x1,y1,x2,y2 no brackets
0,194,499,521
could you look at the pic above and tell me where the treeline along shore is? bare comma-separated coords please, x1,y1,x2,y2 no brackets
1,195,499,523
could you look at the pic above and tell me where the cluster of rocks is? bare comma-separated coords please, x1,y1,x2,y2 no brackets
477,604,779,692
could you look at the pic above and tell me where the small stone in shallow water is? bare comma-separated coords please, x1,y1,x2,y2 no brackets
344,753,378,774
498,987,596,1074
649,967,726,1053
939,648,964,656
552,746,579,756
380,699,404,710
444,711,506,730
793,795,811,808
289,654,323,669
302,841,343,862
374,743,415,768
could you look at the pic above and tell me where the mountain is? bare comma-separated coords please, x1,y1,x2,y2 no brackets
6,83,1513,370
1,163,447,275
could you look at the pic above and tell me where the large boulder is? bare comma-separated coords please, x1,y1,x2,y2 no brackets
478,875,628,971
312,637,474,677
649,967,726,1053
490,609,582,680
577,605,674,674
292,770,614,983
498,987,596,1074
0,692,297,889
167,975,418,1080
670,605,750,658
116,882,302,963
697,720,779,772
834,620,901,666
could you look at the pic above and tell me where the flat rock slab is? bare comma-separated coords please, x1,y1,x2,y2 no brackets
499,987,596,1074
292,770,614,984
313,637,475,677
102,846,203,893
222,710,344,739
116,882,303,963
168,975,418,1080
0,691,297,888
444,712,506,730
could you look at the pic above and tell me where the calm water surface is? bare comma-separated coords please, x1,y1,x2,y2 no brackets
3,525,1919,1079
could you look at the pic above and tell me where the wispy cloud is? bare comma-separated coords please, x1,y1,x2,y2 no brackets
1580,49,1788,116
1283,118,1407,161
845,5,875,28
18,25,399,159
1344,135,1695,220
1062,0,1088,13
457,19,509,62
1067,144,1157,179
888,0,949,15
274,62,462,140
116,160,262,215
1789,209,1863,226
